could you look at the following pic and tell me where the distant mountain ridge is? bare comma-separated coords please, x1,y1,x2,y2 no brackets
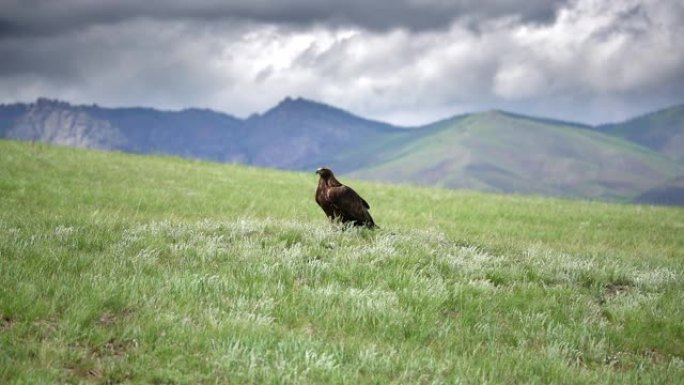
1,98,246,162
597,104,684,164
241,97,405,170
1,97,683,205
349,110,682,202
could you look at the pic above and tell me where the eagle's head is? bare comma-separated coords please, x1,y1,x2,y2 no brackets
315,167,334,178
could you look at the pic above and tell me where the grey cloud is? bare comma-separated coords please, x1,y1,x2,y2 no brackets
0,0,567,38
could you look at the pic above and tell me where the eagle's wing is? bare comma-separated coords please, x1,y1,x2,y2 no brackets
327,185,374,226
328,185,367,207
329,185,369,208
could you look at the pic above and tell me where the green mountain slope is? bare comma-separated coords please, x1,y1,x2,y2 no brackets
598,104,684,164
1,140,683,384
350,111,684,201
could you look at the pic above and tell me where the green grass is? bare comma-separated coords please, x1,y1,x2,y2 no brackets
1,139,683,384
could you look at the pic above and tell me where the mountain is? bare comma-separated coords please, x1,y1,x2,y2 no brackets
241,97,409,171
1,97,683,205
1,98,245,162
349,111,683,201
0,97,409,169
597,104,684,164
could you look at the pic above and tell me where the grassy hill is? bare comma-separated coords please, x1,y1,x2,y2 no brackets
350,111,683,202
598,104,684,164
1,140,683,384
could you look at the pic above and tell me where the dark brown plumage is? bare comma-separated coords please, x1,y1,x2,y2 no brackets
315,167,375,228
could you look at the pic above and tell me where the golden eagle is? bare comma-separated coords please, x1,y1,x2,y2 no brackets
315,167,375,228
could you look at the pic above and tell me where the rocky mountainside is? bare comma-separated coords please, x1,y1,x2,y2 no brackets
1,97,683,205
5,99,125,150
1,98,245,162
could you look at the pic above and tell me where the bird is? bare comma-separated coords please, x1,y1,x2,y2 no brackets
315,167,376,228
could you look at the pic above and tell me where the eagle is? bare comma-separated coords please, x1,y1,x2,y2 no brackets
315,167,376,229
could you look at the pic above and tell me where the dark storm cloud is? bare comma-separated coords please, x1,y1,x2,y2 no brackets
0,0,566,38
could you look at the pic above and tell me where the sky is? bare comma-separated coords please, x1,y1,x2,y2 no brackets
1,0,683,126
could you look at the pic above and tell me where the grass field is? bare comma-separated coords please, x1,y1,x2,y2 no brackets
1,139,683,384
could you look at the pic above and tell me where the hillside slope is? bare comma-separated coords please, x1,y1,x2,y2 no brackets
598,104,684,164
350,111,683,201
242,97,410,171
1,140,682,384
633,174,684,206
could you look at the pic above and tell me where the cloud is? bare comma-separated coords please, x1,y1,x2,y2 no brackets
0,0,565,37
0,0,682,125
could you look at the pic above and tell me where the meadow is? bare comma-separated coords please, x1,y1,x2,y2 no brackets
1,139,683,384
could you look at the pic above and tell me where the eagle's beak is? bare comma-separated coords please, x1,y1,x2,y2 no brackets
315,168,322,175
